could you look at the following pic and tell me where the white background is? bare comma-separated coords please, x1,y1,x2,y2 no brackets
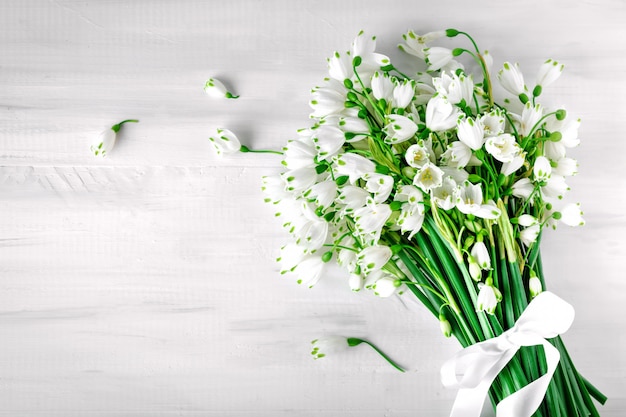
1,0,624,416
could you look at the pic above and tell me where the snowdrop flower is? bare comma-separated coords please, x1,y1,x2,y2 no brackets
261,174,292,204
518,214,540,247
480,109,506,137
204,78,238,99
398,30,445,59
497,62,526,96
277,243,307,274
439,314,452,338
353,199,392,245
348,272,365,292
471,241,491,270
426,97,459,131
363,173,394,203
372,274,400,297
529,274,543,298
395,185,425,212
310,79,346,118
553,157,578,177
485,134,521,163
308,180,338,209
333,152,376,184
281,166,318,194
337,185,370,213
383,114,418,144
337,110,370,138
405,143,431,168
327,51,353,82
456,181,484,215
533,156,552,183
432,177,459,210
517,102,543,137
91,119,139,157
457,117,485,150
413,162,444,192
424,47,454,71
311,125,345,161
282,139,317,169
208,127,241,157
371,71,394,102
559,203,585,227
440,166,470,184
397,203,425,239
541,175,568,202
311,336,350,359
535,59,564,89
477,283,501,315
441,141,472,169
501,153,526,176
512,178,534,200
294,255,326,287
433,72,474,105
357,245,392,275
351,30,390,78
392,79,415,109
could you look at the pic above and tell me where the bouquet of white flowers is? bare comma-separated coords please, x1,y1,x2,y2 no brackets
210,29,606,417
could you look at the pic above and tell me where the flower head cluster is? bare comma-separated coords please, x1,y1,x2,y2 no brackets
260,30,584,314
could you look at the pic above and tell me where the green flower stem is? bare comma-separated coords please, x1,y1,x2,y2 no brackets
346,338,405,373
111,119,139,132
239,145,283,155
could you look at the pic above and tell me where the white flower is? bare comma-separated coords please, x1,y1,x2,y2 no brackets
392,79,415,108
485,134,521,163
477,283,501,315
395,184,425,211
432,177,459,210
440,166,470,184
457,117,485,150
383,114,418,144
277,243,307,274
519,102,543,137
497,62,526,96
204,78,238,99
441,141,472,169
520,224,540,247
474,200,501,220
371,71,394,102
351,30,390,79
501,153,526,176
311,125,345,161
348,273,365,292
310,79,346,118
398,30,445,59
397,203,425,239
91,120,139,157
353,200,392,244
308,180,338,209
433,72,474,105
208,127,241,156
311,336,349,359
480,110,505,137
518,214,538,227
533,156,552,183
426,97,459,131
327,51,353,82
546,116,581,148
456,181,484,215
333,152,376,184
424,47,454,71
294,255,326,288
357,245,392,275
337,185,370,213
281,167,318,194
413,162,444,192
405,143,431,168
559,203,585,227
536,59,564,88
372,275,399,297
553,157,578,177
471,241,491,270
282,139,317,169
541,175,568,202
261,174,291,203
363,173,394,203
529,275,543,298
512,178,534,200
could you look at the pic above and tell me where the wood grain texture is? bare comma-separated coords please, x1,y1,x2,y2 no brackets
1,0,625,415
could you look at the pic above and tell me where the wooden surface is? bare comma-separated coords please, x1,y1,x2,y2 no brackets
1,1,625,415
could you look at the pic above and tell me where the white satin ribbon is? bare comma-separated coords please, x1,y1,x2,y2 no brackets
441,291,575,417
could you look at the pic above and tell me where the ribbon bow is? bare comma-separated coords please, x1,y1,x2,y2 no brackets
441,291,575,417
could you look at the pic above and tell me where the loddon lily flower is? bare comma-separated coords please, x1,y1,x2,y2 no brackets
204,77,239,99
208,127,241,156
91,119,139,157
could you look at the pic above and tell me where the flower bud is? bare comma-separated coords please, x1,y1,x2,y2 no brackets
204,78,239,99
439,314,452,337
529,274,543,298
468,256,482,281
